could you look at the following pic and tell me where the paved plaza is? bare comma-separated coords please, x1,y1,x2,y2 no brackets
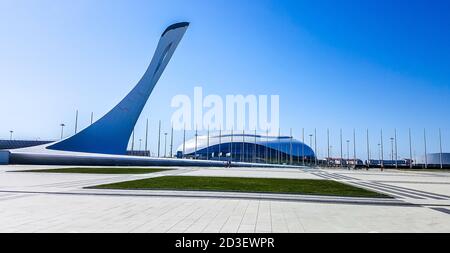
0,165,450,232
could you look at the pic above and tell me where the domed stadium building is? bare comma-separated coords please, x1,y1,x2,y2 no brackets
177,133,315,164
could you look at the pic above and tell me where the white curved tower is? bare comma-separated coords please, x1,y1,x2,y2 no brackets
48,22,189,154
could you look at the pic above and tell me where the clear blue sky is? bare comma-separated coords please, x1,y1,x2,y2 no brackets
1,0,449,159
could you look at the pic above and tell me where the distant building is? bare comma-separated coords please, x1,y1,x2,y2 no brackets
422,153,450,165
126,150,150,157
325,158,364,167
366,159,413,167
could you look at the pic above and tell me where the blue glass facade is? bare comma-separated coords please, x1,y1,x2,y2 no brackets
179,134,315,164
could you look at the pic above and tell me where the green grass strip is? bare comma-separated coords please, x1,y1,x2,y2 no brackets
90,176,390,198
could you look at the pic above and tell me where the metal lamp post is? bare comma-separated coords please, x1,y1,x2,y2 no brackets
242,130,245,163
394,129,398,169
309,134,313,166
302,128,305,166
218,128,222,161
182,124,186,158
145,119,149,153
60,124,65,140
390,137,394,161
74,110,78,134
340,129,343,168
164,133,168,158
157,120,161,157
380,129,384,171
266,129,270,164
314,128,317,166
131,129,135,151
424,129,428,169
327,129,330,167
353,129,356,165
378,143,381,161
346,140,350,169
170,126,174,157
230,128,234,162
194,127,198,160
254,129,258,164
346,140,350,159
439,128,443,169
278,129,282,165
289,128,293,165
206,126,210,160
409,128,413,169
366,129,370,170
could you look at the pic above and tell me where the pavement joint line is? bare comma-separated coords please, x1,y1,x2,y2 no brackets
340,181,405,199
354,181,431,199
375,180,450,185
237,200,251,233
201,199,229,233
367,181,449,200
351,181,425,199
255,200,261,233
333,173,450,200
0,193,35,202
166,198,205,233
311,173,335,180
334,171,440,178
319,170,450,202
319,172,356,180
315,171,448,201
336,181,407,199
423,204,450,207
0,188,414,207
321,173,347,181
430,207,450,215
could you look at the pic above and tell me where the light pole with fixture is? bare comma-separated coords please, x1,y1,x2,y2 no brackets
340,129,343,168
390,137,394,161
157,120,161,157
145,118,149,153
182,124,186,158
74,110,78,134
380,129,384,171
394,129,398,169
164,133,168,158
314,128,317,166
327,128,330,167
194,127,198,160
409,128,413,169
353,129,356,164
378,143,381,161
309,134,313,166
439,128,443,169
60,124,65,140
346,140,350,169
366,129,370,170
424,129,428,169
170,125,174,157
